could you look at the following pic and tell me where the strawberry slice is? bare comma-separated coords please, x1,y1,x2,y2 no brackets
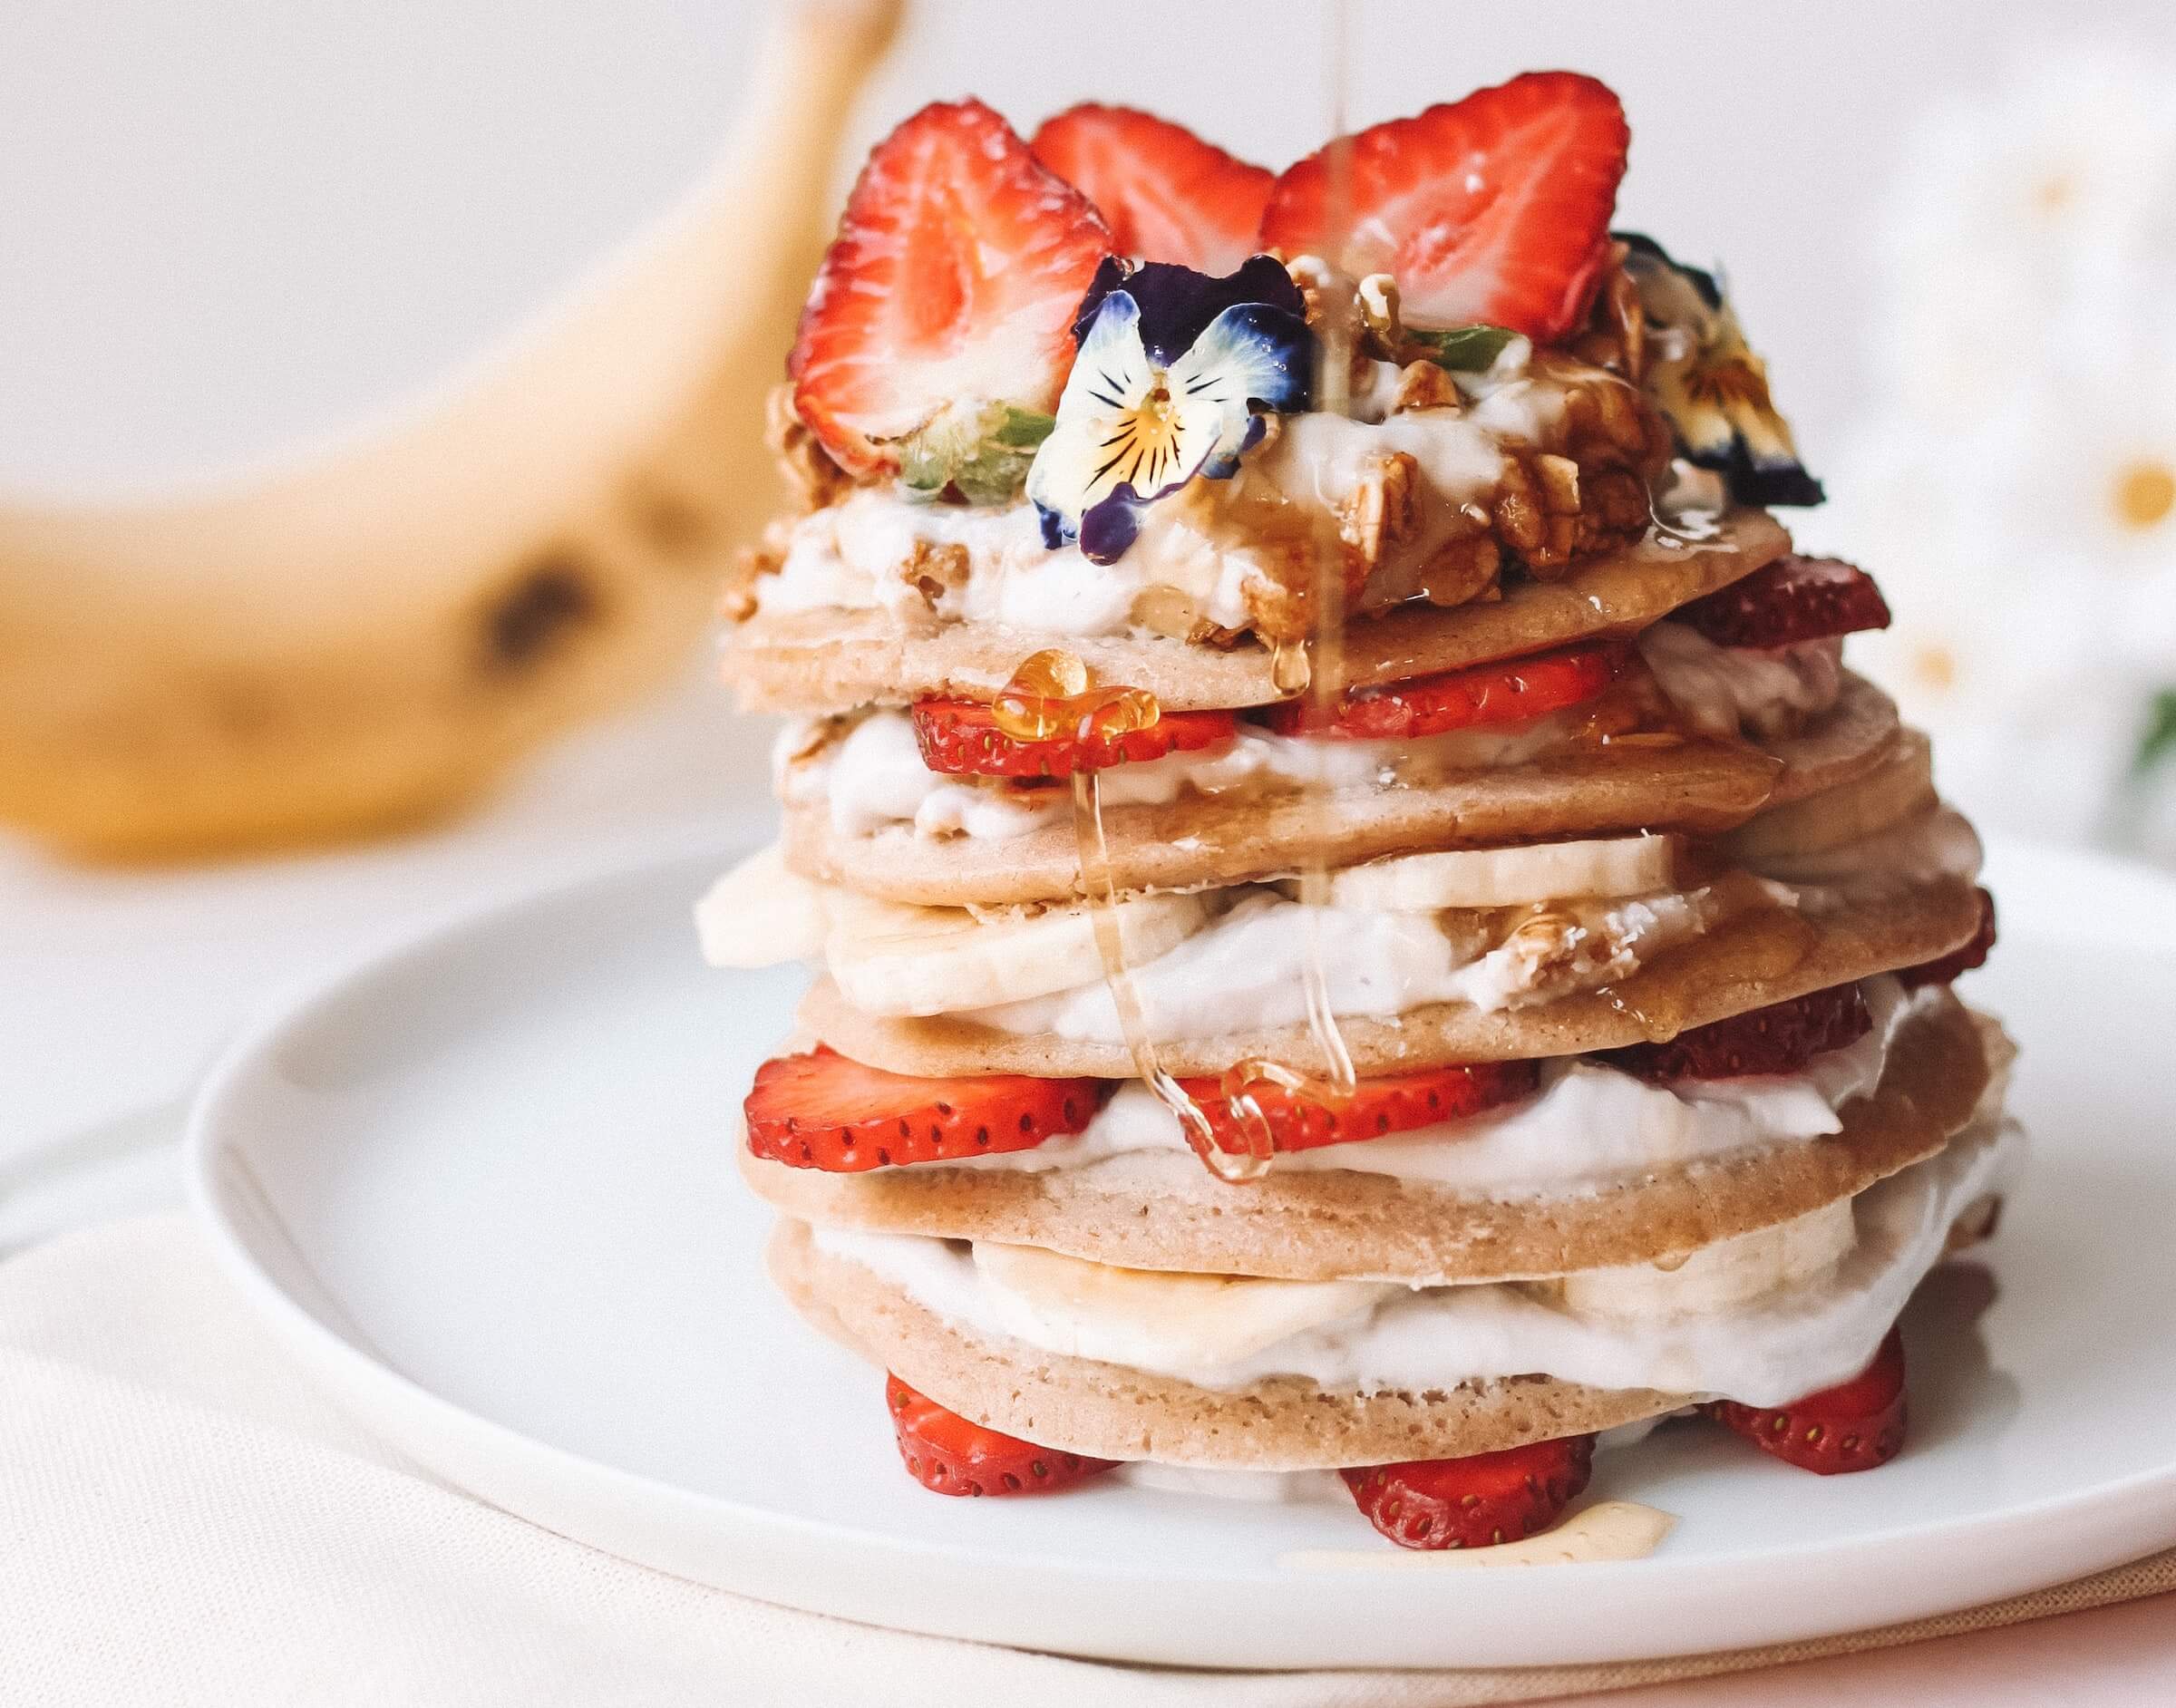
910,700,1239,779
1343,1434,1596,1549
1029,104,1275,275
888,1374,1117,1496
1707,1327,1908,1474
788,100,1112,477
1600,984,1873,1084
1177,1061,1540,1155
743,1047,1105,1172
1674,557,1893,651
1258,641,1626,742
1897,888,1997,991
1259,73,1629,341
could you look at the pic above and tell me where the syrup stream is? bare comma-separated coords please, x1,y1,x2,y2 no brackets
1055,0,1364,1184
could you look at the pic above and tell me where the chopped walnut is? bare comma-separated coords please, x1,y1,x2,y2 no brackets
718,519,791,623
1338,451,1422,572
765,383,851,511
1566,247,1647,384
1388,359,1462,414
899,539,970,610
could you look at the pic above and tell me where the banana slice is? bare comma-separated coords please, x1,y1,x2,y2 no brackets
1325,833,1680,911
1726,731,1936,863
825,889,1209,1017
695,843,831,968
973,1242,1396,1371
1548,1198,1857,1320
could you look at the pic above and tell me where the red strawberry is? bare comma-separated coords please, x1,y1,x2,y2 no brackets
888,1374,1117,1496
1897,888,1997,990
1258,641,1626,742
1259,73,1630,341
910,699,1239,779
743,1047,1105,1172
1177,1061,1540,1156
1343,1434,1596,1549
788,100,1112,477
1708,1327,1908,1474
1029,104,1275,275
1674,557,1894,651
1600,984,1873,1084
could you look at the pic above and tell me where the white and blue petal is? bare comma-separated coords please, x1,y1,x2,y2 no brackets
1166,302,1313,479
1028,293,1225,558
1027,261,1316,564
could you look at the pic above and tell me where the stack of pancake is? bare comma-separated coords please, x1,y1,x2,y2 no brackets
703,79,2016,1548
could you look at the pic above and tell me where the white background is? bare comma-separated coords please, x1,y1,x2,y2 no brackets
5,0,2173,497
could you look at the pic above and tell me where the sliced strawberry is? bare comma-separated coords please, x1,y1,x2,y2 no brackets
1674,557,1893,651
1707,1327,1907,1474
887,1374,1117,1496
789,100,1112,477
1896,888,1997,991
1177,1061,1540,1156
1258,641,1627,742
1343,1434,1596,1549
1029,104,1274,275
1600,984,1873,1084
910,700,1239,779
743,1047,1105,1172
1259,73,1629,342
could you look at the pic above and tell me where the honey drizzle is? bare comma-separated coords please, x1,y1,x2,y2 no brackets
1053,0,1366,1185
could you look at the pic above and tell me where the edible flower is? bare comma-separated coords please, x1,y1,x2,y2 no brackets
1617,232,1824,507
1026,256,1313,563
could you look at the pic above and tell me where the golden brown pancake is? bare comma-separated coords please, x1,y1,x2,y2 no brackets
723,511,1789,715
797,876,1986,1078
744,995,1994,1283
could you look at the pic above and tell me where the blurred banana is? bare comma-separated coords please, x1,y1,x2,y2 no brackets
0,0,901,860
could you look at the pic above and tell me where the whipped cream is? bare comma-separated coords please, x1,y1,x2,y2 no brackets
964,886,1716,1039
790,707,1582,844
1639,622,1845,741
928,977,1923,1195
813,1101,2022,1408
755,367,1592,641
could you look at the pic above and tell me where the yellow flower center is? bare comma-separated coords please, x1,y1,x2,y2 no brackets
2112,459,2176,533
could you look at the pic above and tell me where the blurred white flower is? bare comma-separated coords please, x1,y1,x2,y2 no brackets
1828,45,2176,858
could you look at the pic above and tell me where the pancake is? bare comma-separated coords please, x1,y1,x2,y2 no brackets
770,1215,1680,1469
798,874,1986,1078
744,994,1995,1283
723,510,1790,715
777,675,1898,908
784,733,1782,907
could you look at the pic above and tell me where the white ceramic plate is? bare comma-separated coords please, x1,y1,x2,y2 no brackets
187,839,2176,1670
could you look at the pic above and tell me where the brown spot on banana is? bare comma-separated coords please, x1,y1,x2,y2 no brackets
0,0,905,860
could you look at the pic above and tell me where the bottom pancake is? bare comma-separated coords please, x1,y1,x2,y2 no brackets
746,993,1997,1283
768,1087,2016,1470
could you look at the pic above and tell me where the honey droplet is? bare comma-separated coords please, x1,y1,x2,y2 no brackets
993,647,1162,745
1270,637,1313,696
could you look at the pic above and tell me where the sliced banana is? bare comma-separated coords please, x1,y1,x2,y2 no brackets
825,888,1209,1017
1325,833,1681,912
973,1242,1396,1371
1547,1198,1857,1320
1726,731,1936,863
695,842,831,968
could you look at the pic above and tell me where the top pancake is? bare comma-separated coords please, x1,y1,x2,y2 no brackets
722,510,1790,715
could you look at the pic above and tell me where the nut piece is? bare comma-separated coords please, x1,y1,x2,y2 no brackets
1339,451,1422,571
1535,453,1583,515
899,539,970,610
766,383,851,511
1389,359,1462,414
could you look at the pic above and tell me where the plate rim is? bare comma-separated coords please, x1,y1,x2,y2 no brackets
183,835,2176,1669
